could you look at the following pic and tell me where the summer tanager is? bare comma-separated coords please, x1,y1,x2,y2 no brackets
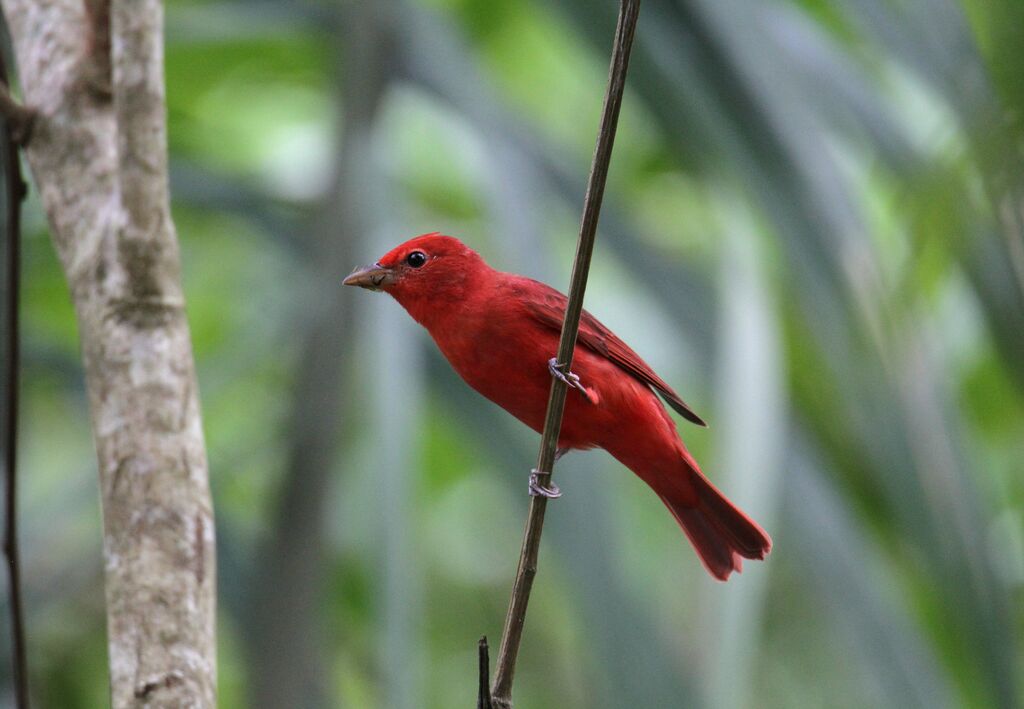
344,233,771,580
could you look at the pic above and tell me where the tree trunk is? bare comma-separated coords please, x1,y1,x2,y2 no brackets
245,4,395,706
0,1,216,705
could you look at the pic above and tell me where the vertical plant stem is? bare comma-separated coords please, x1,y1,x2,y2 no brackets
0,49,28,707
477,637,493,709
488,2,641,706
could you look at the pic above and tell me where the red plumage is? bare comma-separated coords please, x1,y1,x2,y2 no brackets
344,234,771,580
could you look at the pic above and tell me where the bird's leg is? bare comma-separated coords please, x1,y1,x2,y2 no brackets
530,367,576,499
548,357,589,397
528,469,562,499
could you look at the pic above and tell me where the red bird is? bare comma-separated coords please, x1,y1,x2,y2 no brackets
344,233,771,580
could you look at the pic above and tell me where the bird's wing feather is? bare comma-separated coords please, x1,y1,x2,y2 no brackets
518,279,707,426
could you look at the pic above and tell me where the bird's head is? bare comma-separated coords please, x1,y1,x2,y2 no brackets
343,233,489,322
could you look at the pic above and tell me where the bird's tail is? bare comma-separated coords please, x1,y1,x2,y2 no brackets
655,462,772,582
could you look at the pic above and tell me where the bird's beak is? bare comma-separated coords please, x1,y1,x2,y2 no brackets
343,262,395,291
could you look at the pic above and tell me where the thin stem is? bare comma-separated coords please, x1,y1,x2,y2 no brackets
489,1,641,706
0,83,33,146
477,637,493,709
0,48,29,708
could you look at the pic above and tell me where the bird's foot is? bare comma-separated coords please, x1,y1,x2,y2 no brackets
554,447,569,462
528,469,562,499
548,358,589,397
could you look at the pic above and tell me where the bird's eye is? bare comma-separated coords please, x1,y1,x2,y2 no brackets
405,251,427,268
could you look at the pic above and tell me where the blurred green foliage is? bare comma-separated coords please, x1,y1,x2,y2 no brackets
3,0,1023,707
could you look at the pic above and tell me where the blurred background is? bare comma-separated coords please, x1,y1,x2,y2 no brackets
2,0,1023,706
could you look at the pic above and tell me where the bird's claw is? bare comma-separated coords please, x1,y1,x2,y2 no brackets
528,469,562,499
548,358,588,397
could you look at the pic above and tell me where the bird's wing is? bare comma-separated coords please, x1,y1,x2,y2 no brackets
518,279,707,426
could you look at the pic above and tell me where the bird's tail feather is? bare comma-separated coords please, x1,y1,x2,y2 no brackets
657,466,772,582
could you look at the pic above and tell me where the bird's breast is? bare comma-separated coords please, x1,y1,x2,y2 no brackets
432,312,556,433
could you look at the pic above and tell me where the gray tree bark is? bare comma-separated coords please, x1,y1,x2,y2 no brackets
0,1,216,706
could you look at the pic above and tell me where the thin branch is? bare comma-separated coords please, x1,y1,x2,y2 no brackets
0,47,29,708
477,637,493,709
0,82,33,146
488,1,641,707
